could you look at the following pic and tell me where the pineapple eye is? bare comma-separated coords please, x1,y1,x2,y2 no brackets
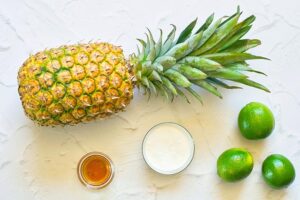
68,81,83,97
91,92,105,105
48,103,64,115
38,72,54,87
72,108,86,119
81,78,96,94
59,113,75,124
76,52,89,65
100,61,114,75
71,65,86,80
49,48,64,58
79,95,92,107
110,73,122,88
61,56,74,68
35,91,53,106
85,62,99,78
50,83,66,99
57,70,72,83
62,96,77,110
98,43,110,54
95,75,110,91
90,50,105,63
106,53,120,65
87,105,101,116
47,60,61,73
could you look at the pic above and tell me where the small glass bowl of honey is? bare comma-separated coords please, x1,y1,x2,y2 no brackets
77,152,114,189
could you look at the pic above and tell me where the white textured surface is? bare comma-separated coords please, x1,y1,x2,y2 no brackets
0,0,300,199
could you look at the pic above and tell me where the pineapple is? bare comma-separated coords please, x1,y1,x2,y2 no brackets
18,8,269,126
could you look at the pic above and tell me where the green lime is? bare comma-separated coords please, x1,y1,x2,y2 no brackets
238,102,275,140
262,154,296,189
217,148,254,182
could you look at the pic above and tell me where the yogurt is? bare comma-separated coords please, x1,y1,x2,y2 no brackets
142,122,195,175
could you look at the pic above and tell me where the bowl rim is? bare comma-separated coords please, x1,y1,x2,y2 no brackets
77,151,115,189
142,122,195,175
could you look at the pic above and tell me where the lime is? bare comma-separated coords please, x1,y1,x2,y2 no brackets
262,154,296,189
238,102,275,140
217,148,254,182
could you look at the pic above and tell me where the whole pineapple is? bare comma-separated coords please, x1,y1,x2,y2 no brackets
18,8,269,126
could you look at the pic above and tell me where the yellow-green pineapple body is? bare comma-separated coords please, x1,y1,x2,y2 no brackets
18,43,133,126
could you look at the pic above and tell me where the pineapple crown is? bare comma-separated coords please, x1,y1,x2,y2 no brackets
130,7,270,103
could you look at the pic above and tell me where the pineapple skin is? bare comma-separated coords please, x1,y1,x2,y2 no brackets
18,43,134,126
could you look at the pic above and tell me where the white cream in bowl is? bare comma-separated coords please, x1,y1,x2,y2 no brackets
142,122,195,175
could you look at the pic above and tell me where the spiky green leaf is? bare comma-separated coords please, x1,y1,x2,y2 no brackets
165,42,189,60
234,78,270,92
196,13,214,33
209,68,248,80
203,52,269,65
180,56,222,71
161,77,178,95
186,87,203,104
221,39,261,53
207,77,242,89
164,69,192,87
192,12,241,55
193,80,222,98
176,18,198,44
155,56,176,69
176,64,207,80
160,25,176,55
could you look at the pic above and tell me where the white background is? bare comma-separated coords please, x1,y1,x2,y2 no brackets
1,0,300,199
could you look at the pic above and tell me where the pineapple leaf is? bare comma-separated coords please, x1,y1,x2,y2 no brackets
234,78,270,92
150,70,163,82
193,80,223,98
137,39,146,59
155,56,176,69
176,18,198,44
207,77,242,89
153,81,170,101
134,8,270,102
152,63,164,72
196,13,214,33
142,77,150,88
180,56,222,71
203,52,269,65
186,87,203,104
165,42,189,60
192,18,222,52
160,25,176,55
208,68,248,80
155,29,163,57
175,86,191,103
161,77,178,95
146,29,156,61
148,80,157,96
240,15,256,28
176,64,207,80
184,31,203,55
164,69,192,88
141,61,153,75
205,15,255,54
221,39,261,53
219,6,241,27
226,62,267,76
217,25,252,52
192,12,241,55
137,38,146,47
145,34,150,55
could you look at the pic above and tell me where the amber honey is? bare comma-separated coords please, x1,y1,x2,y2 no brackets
77,152,114,189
